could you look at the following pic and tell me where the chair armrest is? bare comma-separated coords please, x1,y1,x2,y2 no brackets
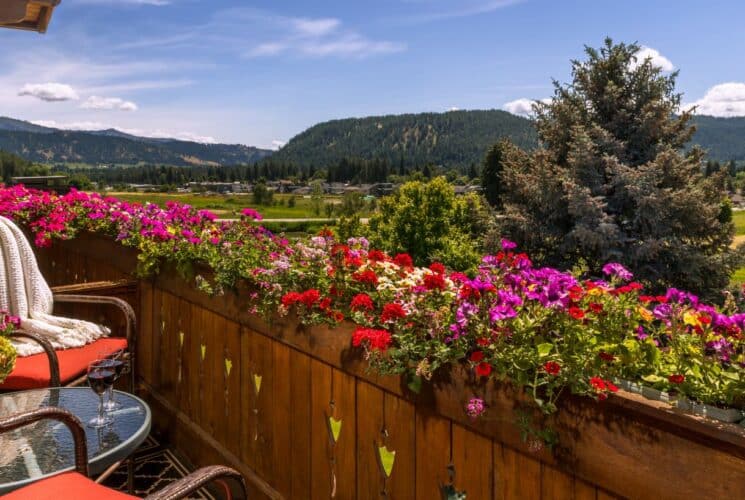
143,465,247,500
52,294,136,346
9,330,61,387
51,280,137,296
0,407,88,477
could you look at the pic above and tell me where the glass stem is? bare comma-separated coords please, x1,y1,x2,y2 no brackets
98,393,105,422
108,385,114,404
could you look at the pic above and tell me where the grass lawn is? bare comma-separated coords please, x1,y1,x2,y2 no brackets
104,192,340,219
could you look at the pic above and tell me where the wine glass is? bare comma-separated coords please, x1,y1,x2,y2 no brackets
87,360,115,428
100,350,126,411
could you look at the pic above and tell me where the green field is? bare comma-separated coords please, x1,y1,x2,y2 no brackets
105,192,340,219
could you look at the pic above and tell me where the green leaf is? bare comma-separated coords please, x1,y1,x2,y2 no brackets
536,343,553,357
407,374,423,393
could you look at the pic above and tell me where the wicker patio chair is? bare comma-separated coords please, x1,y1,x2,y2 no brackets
0,407,247,499
1,279,137,392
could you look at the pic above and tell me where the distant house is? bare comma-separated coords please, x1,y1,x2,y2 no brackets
11,175,69,194
0,0,61,33
731,193,744,208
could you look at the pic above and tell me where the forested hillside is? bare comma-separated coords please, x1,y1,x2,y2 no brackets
0,150,50,181
691,116,745,161
269,109,539,168
0,117,272,167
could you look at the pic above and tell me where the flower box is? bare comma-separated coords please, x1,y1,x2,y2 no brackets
640,385,676,403
676,399,744,423
614,378,643,394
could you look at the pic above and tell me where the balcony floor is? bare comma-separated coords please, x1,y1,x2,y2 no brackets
102,434,215,499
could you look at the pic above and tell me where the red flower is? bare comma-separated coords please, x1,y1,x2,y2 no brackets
568,307,585,320
319,297,332,310
352,327,391,352
476,338,489,347
469,351,484,363
606,381,618,393
476,362,492,377
598,351,615,362
300,289,320,308
639,295,656,303
350,293,375,311
281,292,301,307
543,361,561,376
368,249,387,262
589,376,607,392
568,285,584,301
588,303,603,314
381,303,407,322
352,269,378,286
345,255,363,267
318,227,334,238
393,253,413,268
332,311,345,322
429,262,446,275
668,374,685,384
423,272,446,291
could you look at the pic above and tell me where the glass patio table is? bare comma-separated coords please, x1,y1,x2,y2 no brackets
0,387,151,494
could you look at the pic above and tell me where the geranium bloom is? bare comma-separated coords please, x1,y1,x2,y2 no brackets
469,351,484,363
352,269,378,286
598,351,615,362
668,374,685,384
300,289,320,308
350,293,374,311
475,362,492,377
281,292,302,307
543,361,561,376
352,327,391,352
568,307,585,320
393,253,413,268
381,303,407,322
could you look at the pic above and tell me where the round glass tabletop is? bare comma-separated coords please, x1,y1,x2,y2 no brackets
0,387,151,494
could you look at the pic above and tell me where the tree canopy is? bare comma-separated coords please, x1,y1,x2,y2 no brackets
496,38,738,298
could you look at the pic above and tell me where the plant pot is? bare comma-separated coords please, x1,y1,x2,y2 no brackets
641,386,676,403
676,399,744,423
614,378,643,395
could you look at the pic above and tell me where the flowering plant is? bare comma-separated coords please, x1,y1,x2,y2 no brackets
0,312,20,383
3,185,745,429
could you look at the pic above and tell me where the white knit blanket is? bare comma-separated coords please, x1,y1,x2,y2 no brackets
0,216,109,357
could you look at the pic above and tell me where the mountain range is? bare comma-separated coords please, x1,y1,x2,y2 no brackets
0,117,272,166
0,111,744,169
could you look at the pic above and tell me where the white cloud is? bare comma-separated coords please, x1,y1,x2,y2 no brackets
81,96,138,111
402,0,523,23
503,97,550,117
448,107,460,111
244,12,406,59
271,140,286,150
682,82,745,117
292,18,341,37
631,46,674,72
18,83,79,102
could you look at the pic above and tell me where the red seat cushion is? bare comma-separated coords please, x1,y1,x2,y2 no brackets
0,338,128,390
2,471,137,499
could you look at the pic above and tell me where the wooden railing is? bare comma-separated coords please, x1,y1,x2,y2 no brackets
33,232,745,499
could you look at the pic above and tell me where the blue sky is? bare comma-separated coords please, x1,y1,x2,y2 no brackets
2,0,745,148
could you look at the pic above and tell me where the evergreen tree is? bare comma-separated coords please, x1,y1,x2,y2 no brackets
481,139,512,208
497,38,737,298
